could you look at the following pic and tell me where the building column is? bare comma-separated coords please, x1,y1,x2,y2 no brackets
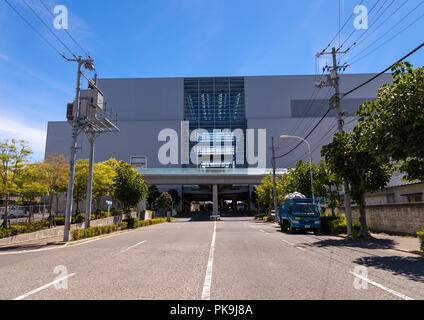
213,184,218,216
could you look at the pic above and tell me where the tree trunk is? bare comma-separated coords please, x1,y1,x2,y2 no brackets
2,194,9,228
48,193,54,228
55,194,59,227
359,177,371,239
167,207,171,222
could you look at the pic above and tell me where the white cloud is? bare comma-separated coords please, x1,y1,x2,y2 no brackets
0,116,46,161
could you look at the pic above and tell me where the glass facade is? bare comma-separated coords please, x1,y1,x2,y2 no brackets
184,77,247,168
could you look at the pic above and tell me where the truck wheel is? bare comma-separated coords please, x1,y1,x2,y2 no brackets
288,223,294,234
313,229,319,235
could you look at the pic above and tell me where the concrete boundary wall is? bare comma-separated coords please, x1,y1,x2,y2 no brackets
341,203,424,235
0,215,127,246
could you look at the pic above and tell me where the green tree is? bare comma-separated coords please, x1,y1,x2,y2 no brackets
288,160,316,198
73,159,88,214
155,192,173,222
167,189,181,208
254,173,293,215
0,139,32,227
357,62,424,181
16,163,48,221
315,159,342,215
147,185,160,210
113,161,148,214
321,131,391,238
38,153,69,226
92,158,118,212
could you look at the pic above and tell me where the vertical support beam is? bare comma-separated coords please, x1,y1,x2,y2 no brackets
212,184,218,217
85,132,95,229
63,57,82,242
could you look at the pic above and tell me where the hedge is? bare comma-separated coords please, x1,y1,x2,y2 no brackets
263,216,274,222
71,225,118,241
320,214,347,234
0,220,49,239
320,214,370,237
417,228,424,252
254,213,266,220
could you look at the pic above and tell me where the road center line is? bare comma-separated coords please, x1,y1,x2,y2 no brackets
117,240,147,255
13,273,76,300
201,221,217,300
349,272,414,300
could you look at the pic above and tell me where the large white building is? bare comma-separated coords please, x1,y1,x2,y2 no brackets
45,73,394,213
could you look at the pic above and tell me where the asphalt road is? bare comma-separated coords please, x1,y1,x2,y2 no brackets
0,217,423,300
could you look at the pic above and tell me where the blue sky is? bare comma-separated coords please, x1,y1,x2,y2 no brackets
1,0,423,160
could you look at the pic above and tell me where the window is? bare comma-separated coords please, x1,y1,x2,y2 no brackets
403,193,423,203
130,156,147,169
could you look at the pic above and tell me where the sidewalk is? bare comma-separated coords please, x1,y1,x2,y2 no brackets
0,235,65,253
370,233,422,255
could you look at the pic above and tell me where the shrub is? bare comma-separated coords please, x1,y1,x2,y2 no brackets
320,214,347,234
263,216,274,222
112,209,124,216
93,211,108,220
120,221,128,230
254,213,266,220
137,217,168,228
0,228,12,239
352,221,371,238
123,217,139,229
54,217,65,225
0,220,49,238
417,228,424,252
71,225,118,241
72,214,86,224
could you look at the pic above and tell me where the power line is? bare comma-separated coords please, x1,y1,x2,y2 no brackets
342,0,397,54
275,106,332,160
337,0,382,52
4,0,67,59
276,41,424,160
343,41,424,98
22,0,77,58
349,10,424,65
321,0,365,54
347,0,424,64
39,0,91,58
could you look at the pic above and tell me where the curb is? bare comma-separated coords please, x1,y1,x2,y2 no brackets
0,220,172,253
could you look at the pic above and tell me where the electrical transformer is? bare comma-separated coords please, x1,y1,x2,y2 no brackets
78,89,104,120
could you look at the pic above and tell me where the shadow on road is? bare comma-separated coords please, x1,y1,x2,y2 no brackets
307,237,398,250
353,256,424,282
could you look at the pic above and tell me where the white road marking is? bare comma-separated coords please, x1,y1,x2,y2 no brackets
349,272,414,300
201,221,217,300
13,273,76,300
259,229,265,233
281,239,295,246
281,239,306,251
117,240,147,255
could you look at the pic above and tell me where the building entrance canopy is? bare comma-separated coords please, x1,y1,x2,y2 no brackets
138,168,287,185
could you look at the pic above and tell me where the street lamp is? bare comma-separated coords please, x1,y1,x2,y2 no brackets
280,135,315,203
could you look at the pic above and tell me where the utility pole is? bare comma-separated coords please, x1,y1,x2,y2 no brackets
271,136,279,222
63,57,119,241
63,56,84,242
84,74,97,229
316,47,353,238
84,131,95,229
